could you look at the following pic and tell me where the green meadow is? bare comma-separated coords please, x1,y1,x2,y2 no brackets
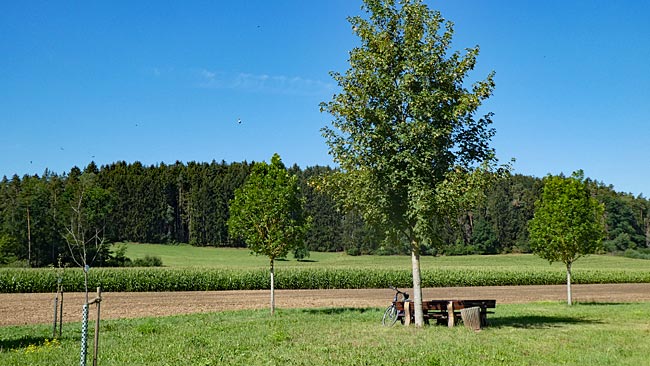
2,244,649,364
1,302,649,365
123,242,650,271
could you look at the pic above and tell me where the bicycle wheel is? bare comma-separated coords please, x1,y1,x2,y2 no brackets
382,305,398,326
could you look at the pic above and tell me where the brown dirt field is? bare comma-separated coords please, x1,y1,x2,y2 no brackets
2,283,650,327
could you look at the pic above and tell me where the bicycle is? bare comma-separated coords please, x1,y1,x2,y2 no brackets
382,286,410,326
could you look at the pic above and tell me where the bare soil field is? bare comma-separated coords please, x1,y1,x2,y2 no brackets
2,283,650,326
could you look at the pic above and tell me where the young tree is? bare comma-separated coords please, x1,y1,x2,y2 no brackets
320,0,500,326
528,171,605,305
62,172,113,303
228,154,310,315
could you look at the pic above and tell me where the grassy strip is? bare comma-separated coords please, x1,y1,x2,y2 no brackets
2,267,650,293
122,243,650,270
1,302,649,365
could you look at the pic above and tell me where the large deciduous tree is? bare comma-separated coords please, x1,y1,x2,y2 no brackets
228,154,310,315
528,171,605,305
321,0,501,326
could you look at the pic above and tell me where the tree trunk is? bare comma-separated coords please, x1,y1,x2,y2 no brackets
84,268,90,305
270,258,275,315
566,261,572,306
410,242,424,327
645,214,650,248
27,207,31,267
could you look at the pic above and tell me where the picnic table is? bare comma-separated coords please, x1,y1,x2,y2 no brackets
394,299,496,327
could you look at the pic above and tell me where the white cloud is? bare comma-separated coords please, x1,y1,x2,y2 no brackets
196,69,334,96
201,70,216,79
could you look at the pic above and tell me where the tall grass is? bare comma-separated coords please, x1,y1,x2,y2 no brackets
1,302,649,365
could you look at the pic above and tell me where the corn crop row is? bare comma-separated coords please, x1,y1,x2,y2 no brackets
1,267,649,293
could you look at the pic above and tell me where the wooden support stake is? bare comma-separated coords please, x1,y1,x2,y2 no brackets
447,301,455,328
92,287,102,366
59,286,64,338
52,295,59,338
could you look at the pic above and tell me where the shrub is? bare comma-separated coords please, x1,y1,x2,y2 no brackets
131,255,163,267
623,248,650,260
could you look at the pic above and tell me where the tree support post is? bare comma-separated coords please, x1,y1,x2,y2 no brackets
270,260,275,316
80,304,89,366
52,294,58,338
89,287,102,366
59,286,64,338
566,262,572,306
53,282,64,338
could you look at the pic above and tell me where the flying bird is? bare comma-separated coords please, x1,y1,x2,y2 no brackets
237,118,242,124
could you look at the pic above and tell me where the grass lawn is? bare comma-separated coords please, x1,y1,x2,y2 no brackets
2,302,649,365
122,242,650,272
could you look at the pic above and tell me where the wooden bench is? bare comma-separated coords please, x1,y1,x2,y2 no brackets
395,299,496,327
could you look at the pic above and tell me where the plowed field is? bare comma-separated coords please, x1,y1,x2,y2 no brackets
2,283,649,326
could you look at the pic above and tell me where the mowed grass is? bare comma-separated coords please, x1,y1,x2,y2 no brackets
123,242,650,272
2,302,650,365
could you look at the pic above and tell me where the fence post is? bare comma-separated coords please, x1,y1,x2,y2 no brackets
92,287,102,366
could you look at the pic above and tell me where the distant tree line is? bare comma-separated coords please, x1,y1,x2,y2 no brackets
1,160,649,267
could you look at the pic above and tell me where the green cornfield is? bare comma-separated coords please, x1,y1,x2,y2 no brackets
2,266,650,293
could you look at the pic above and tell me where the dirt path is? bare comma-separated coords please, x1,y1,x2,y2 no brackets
2,283,650,327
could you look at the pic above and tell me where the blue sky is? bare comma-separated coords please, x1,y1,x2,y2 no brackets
1,1,648,197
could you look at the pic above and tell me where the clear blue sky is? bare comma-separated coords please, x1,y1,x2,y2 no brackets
1,1,648,197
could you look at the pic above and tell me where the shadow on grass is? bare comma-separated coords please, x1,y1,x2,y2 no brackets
574,301,627,306
489,315,601,329
300,307,375,315
0,335,50,352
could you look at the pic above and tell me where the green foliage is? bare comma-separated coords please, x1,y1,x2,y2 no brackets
1,160,648,267
0,234,19,265
131,255,163,267
228,154,310,262
320,0,501,248
528,171,606,265
320,0,506,325
104,243,130,267
623,248,650,260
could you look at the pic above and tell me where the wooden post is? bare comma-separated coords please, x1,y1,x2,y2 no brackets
404,302,411,326
59,286,64,338
92,287,102,366
447,301,455,328
52,294,59,338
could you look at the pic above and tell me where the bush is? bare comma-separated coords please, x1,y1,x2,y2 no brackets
623,248,650,260
131,255,163,267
